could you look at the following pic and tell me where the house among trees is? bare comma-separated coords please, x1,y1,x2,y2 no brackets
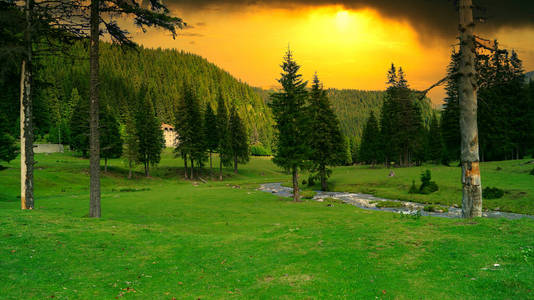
161,123,177,148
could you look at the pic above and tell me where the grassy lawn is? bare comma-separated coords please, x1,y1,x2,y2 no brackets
1,150,533,299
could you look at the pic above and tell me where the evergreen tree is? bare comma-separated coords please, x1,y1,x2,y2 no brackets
215,93,231,180
397,67,408,88
426,113,443,163
307,74,345,190
100,106,123,172
269,49,310,202
136,90,164,177
440,52,461,164
359,111,381,165
203,103,218,170
228,106,249,173
386,63,397,86
122,109,138,179
0,112,17,166
70,92,90,157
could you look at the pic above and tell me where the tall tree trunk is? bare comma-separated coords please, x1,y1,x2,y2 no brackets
144,161,149,177
183,153,189,179
320,164,327,191
89,0,101,218
292,166,300,202
209,151,212,170
458,0,482,218
190,158,194,179
219,156,223,181
233,155,238,174
128,160,132,179
20,0,34,210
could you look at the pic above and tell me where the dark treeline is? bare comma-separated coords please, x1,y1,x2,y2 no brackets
441,44,534,162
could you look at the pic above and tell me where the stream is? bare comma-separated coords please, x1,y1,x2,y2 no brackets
258,183,534,220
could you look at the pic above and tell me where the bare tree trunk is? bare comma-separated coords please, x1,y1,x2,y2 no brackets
219,156,223,181
20,0,34,210
145,161,149,177
233,155,238,174
89,0,101,218
128,160,132,179
183,153,189,179
292,166,300,202
459,0,482,218
320,164,327,191
190,158,194,179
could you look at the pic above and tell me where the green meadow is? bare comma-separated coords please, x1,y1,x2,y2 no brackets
1,150,534,299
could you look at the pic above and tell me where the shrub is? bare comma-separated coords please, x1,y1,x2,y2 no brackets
530,168,534,176
375,201,404,208
423,205,449,213
300,190,317,199
301,179,307,185
483,187,504,199
250,145,271,156
307,175,316,186
408,180,418,194
418,170,439,194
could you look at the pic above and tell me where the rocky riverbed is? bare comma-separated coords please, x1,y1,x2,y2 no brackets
258,183,534,220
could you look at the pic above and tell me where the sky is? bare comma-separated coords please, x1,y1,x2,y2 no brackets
132,1,534,105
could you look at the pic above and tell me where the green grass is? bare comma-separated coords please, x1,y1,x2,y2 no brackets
375,200,404,208
1,151,534,298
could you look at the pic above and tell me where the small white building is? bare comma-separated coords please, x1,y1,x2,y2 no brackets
161,123,178,148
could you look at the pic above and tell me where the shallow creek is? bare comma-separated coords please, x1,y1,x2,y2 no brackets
258,182,534,220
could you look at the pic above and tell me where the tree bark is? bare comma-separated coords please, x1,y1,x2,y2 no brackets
233,155,238,174
89,0,101,218
20,0,34,210
128,160,132,179
183,153,189,179
219,156,223,181
144,161,149,177
458,0,482,218
190,158,194,179
292,166,300,202
320,164,327,191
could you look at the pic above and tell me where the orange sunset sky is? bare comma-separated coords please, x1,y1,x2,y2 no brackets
131,3,534,106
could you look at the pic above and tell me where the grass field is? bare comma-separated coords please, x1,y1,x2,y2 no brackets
1,150,534,299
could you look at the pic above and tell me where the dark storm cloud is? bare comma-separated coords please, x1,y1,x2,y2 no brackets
167,0,534,39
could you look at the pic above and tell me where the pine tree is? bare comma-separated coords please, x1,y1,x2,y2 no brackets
397,67,408,88
136,90,164,177
216,93,231,180
359,111,381,165
0,112,17,166
100,106,123,172
426,113,442,163
307,74,345,191
386,63,397,86
122,109,138,179
70,92,90,157
269,49,310,202
440,52,461,164
228,106,249,173
203,103,218,170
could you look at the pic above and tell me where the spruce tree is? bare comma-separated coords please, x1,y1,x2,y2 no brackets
228,106,249,173
0,112,17,166
307,74,344,191
216,93,231,180
136,90,164,177
122,109,138,179
100,106,123,172
203,103,218,170
426,113,443,163
440,52,461,164
70,92,90,157
359,111,381,165
269,49,310,202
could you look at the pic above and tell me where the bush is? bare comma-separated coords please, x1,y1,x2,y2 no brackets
408,180,418,194
300,190,317,199
530,168,534,176
301,179,307,185
307,175,316,187
250,145,271,156
423,205,449,213
375,201,404,208
418,170,439,194
483,187,504,199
